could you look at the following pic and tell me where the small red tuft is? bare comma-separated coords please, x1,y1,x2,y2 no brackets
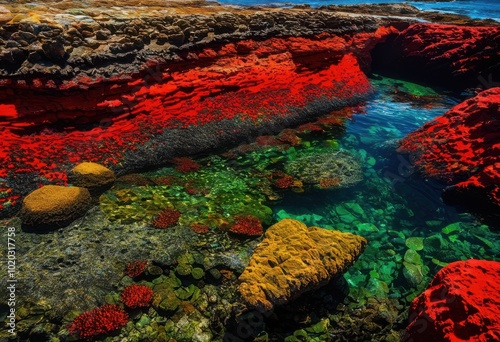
172,157,201,173
274,175,294,189
125,260,148,278
120,284,153,309
229,215,263,237
152,208,181,228
68,304,128,339
190,223,210,234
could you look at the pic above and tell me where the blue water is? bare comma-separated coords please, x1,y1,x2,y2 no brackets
217,0,500,21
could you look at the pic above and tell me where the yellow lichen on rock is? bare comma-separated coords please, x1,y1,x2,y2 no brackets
238,219,367,311
69,162,115,192
19,185,92,229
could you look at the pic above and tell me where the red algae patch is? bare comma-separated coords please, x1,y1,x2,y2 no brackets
399,87,500,220
404,259,500,342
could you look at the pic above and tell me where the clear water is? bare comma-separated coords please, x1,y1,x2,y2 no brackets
216,0,500,21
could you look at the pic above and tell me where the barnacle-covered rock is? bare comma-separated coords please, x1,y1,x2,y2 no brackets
285,151,363,188
238,219,367,311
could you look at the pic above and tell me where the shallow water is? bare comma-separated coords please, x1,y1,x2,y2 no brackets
216,0,500,21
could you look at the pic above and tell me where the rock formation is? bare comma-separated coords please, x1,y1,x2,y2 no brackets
399,87,500,224
372,24,500,89
238,219,367,312
404,259,500,342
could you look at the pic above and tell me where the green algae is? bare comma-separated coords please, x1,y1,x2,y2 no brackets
100,156,272,227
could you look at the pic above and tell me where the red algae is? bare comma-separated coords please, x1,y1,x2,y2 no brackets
120,284,153,309
68,304,128,339
0,32,387,215
399,87,500,217
405,259,500,342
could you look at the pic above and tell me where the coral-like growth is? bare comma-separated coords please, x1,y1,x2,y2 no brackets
172,157,201,173
285,150,363,188
125,260,148,278
68,304,128,339
229,215,263,237
120,284,154,309
152,208,181,229
190,223,210,234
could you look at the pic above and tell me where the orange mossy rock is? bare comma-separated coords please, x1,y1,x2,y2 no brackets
69,162,115,194
19,185,91,229
238,219,367,312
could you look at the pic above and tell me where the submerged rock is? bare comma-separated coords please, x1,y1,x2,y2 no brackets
285,150,363,189
238,219,367,312
404,259,500,342
19,185,91,229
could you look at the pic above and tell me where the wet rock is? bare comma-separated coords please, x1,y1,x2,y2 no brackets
238,219,367,311
0,6,13,24
405,259,500,342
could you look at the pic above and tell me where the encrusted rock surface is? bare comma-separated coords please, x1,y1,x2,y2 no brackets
238,219,367,311
404,259,500,342
372,23,500,89
19,185,91,229
69,162,115,194
399,87,500,224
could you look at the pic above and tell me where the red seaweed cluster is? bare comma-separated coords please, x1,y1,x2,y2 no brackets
274,175,295,189
125,260,148,278
152,208,181,229
120,284,153,309
190,223,210,234
68,304,128,339
229,216,263,237
172,157,201,173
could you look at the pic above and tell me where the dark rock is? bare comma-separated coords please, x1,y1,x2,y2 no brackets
95,29,111,40
42,39,67,63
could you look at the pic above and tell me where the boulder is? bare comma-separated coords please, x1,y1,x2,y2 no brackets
404,259,500,342
238,219,367,312
69,162,115,194
19,185,91,230
399,87,500,224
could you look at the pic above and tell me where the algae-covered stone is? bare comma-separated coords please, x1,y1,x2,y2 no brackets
19,185,91,230
191,267,205,280
69,162,115,195
154,289,181,314
405,237,424,251
238,219,367,311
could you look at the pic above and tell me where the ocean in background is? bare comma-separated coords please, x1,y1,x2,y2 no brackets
216,0,500,21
